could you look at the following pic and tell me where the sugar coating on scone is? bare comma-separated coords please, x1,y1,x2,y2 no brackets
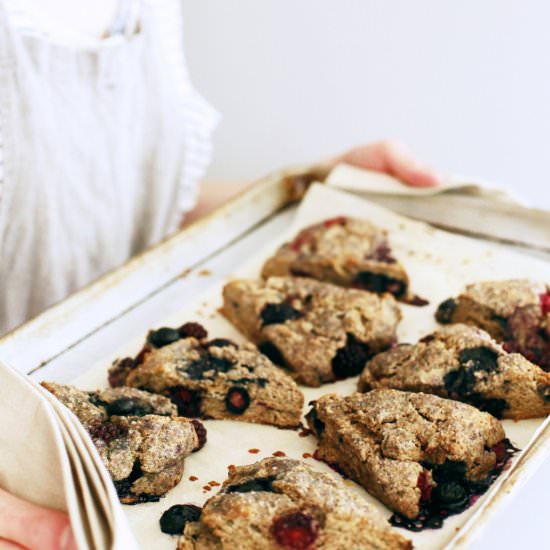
306,390,506,522
178,457,411,550
222,277,401,387
435,279,550,372
359,324,550,420
41,382,178,426
108,322,304,429
41,382,202,504
261,217,412,302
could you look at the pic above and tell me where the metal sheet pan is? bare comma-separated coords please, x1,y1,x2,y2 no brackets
1,165,548,550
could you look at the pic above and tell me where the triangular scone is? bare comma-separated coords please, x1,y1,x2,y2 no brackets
306,390,511,525
222,277,401,387
359,324,550,419
262,216,415,302
178,457,411,550
435,279,550,371
41,382,203,504
108,322,304,429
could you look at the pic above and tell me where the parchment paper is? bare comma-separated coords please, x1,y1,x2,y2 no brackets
70,183,550,550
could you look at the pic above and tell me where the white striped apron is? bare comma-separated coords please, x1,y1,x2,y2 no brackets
0,0,217,334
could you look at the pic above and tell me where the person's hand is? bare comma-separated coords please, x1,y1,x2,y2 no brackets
331,140,442,187
0,489,76,550
186,139,442,225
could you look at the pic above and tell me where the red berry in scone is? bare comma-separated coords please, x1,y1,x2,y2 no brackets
435,279,550,372
359,324,550,420
262,217,419,303
108,322,304,428
178,457,412,549
306,390,516,530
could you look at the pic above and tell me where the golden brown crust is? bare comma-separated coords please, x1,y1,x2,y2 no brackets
178,457,411,550
360,324,550,420
435,279,550,373
222,276,401,387
110,337,304,429
261,217,410,300
41,382,199,502
462,279,544,318
306,390,505,519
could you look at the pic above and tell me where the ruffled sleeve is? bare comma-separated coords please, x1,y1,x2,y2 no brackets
145,0,220,218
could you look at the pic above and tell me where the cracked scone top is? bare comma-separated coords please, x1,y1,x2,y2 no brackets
41,382,203,504
435,279,550,372
108,322,304,428
261,216,411,301
359,324,550,420
222,277,401,387
178,457,411,550
306,390,506,520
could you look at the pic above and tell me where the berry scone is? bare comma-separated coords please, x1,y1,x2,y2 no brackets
41,382,205,504
306,390,516,530
261,216,419,303
435,279,550,371
176,457,412,549
108,322,304,428
222,277,401,387
359,324,550,419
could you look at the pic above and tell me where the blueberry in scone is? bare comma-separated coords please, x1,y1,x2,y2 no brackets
306,390,516,529
41,382,204,504
435,279,550,372
261,217,421,303
160,504,202,535
359,324,550,419
108,322,304,428
177,457,412,549
222,277,401,387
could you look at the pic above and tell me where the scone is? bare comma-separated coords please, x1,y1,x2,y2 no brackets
435,279,550,371
108,322,304,428
261,216,417,302
222,277,401,387
359,324,550,419
306,390,514,529
41,382,204,504
177,457,411,549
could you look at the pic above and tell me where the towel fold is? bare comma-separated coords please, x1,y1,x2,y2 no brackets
326,164,550,256
0,360,139,550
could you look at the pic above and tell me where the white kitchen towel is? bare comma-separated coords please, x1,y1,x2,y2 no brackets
326,164,550,256
0,360,139,550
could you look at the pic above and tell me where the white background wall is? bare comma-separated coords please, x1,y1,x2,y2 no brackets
182,0,550,207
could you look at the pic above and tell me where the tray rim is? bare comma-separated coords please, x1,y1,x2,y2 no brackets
1,164,549,550
0,163,318,372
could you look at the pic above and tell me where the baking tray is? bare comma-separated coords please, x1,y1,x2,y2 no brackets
1,165,549,550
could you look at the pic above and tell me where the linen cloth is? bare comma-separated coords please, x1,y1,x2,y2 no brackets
0,359,139,550
327,164,550,257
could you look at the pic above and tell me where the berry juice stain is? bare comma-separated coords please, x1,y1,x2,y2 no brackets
389,439,519,532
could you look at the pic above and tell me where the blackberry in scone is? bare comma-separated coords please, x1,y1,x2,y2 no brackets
306,390,515,530
222,277,401,387
359,324,550,419
435,279,550,371
262,217,417,303
178,457,411,549
108,322,304,428
41,382,203,504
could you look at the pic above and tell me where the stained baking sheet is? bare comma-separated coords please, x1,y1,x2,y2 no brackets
26,183,550,549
